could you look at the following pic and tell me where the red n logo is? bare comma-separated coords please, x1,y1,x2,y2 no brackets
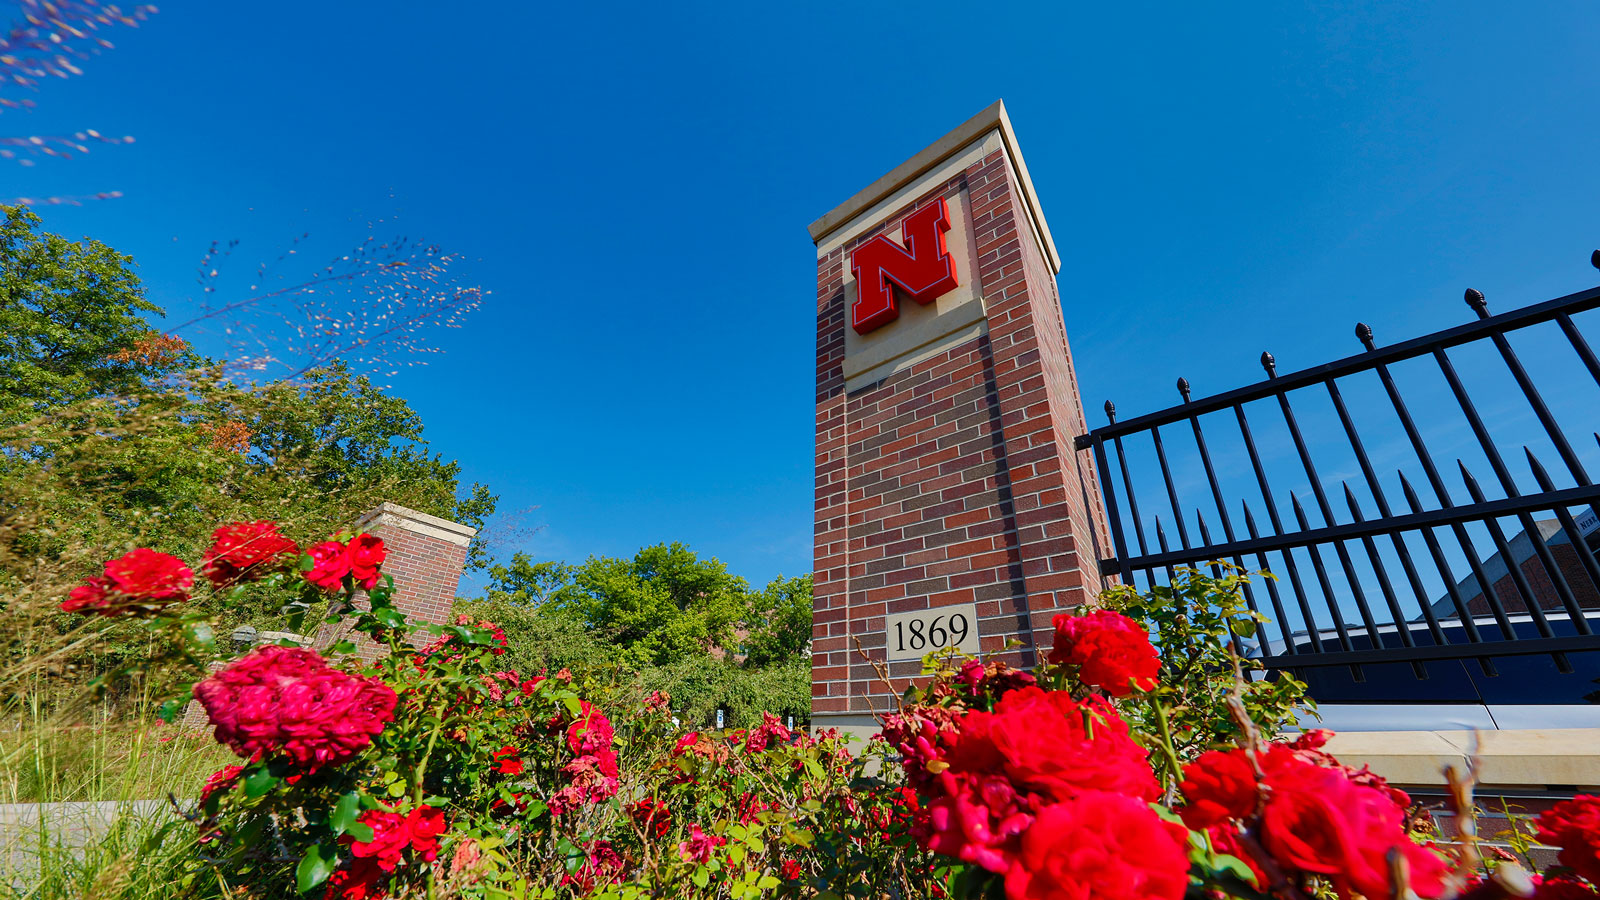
849,197,960,335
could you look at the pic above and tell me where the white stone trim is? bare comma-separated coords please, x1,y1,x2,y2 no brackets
356,502,475,547
809,100,1061,274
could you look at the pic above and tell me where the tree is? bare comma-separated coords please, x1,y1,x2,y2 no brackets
0,204,188,427
542,543,748,669
741,573,813,668
462,545,815,727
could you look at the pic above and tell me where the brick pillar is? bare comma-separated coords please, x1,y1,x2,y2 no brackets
809,101,1112,735
313,502,476,659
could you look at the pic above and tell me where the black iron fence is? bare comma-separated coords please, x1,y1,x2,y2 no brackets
1074,252,1600,682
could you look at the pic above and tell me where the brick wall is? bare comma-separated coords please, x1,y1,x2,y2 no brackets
811,104,1111,724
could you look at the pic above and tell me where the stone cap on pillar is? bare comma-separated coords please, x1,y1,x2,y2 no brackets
354,502,476,548
806,99,1060,275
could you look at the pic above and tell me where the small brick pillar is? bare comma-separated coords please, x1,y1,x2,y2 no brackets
182,503,477,730
809,101,1112,736
312,502,476,659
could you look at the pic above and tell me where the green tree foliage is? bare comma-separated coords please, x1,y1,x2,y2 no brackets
457,546,814,728
0,205,190,427
543,543,747,668
0,212,496,697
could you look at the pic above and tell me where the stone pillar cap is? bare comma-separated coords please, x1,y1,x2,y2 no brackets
356,502,476,548
805,99,1060,274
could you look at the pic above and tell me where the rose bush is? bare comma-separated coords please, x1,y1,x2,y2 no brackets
64,521,938,898
60,544,1599,900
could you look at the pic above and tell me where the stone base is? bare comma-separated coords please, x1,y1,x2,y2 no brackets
1324,728,1600,789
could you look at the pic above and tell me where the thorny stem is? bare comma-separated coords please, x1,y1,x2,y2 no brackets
414,713,443,803
1149,693,1187,794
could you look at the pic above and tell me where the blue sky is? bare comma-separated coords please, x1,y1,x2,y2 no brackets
6,1,1600,596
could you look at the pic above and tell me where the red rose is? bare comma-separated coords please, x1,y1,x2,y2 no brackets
202,521,298,587
1258,763,1355,878
62,548,194,615
105,547,194,600
198,764,246,805
323,858,386,900
1179,749,1259,828
745,711,792,752
1002,792,1190,900
62,577,112,614
567,701,614,756
349,810,411,871
303,540,351,592
405,805,446,862
1257,749,1448,899
678,824,726,864
1049,609,1160,696
562,840,625,892
630,797,672,838
492,745,524,776
922,769,1036,873
986,687,1159,802
781,859,804,881
346,533,386,590
1537,795,1600,886
192,645,396,770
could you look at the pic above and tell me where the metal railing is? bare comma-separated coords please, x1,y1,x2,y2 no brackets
1074,252,1600,679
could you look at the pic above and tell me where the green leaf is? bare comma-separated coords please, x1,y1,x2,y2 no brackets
243,768,279,798
155,698,185,724
346,821,375,843
330,791,361,836
296,844,338,893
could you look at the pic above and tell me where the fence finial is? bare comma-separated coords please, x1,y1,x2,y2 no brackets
1465,288,1489,319
1177,377,1191,403
1104,400,1117,424
1355,322,1375,351
1260,351,1277,378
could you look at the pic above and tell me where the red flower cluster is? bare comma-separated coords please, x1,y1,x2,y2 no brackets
679,823,726,864
304,533,387,593
954,658,1037,701
63,547,194,615
562,840,625,892
348,805,446,871
202,521,299,587
491,745,524,776
550,700,620,815
1538,795,1600,886
743,712,793,752
1047,610,1160,697
886,685,1166,896
192,645,397,771
1179,743,1447,899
